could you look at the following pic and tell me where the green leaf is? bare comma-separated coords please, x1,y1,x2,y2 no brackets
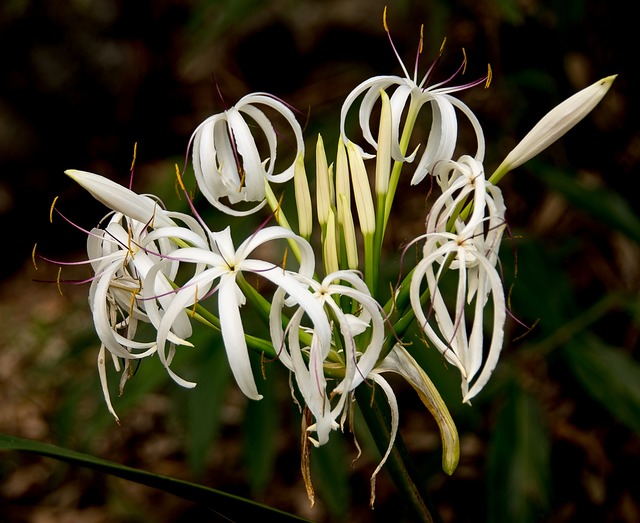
310,431,351,520
487,379,551,523
243,357,281,496
0,433,313,523
563,338,640,432
185,335,232,477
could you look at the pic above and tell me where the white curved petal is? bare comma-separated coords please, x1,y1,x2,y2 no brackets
388,84,418,162
410,95,458,185
89,263,156,359
236,226,316,279
367,372,399,507
461,253,506,403
409,239,466,373
340,75,402,158
227,108,265,201
448,95,486,163
217,276,263,400
239,94,304,183
191,113,268,216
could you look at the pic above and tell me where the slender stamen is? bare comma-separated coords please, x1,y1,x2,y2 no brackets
419,37,447,88
428,48,467,90
383,6,411,80
413,24,424,83
52,205,100,238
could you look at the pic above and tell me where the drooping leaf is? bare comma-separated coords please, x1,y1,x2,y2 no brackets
185,334,232,477
0,433,312,523
243,355,281,496
310,428,351,521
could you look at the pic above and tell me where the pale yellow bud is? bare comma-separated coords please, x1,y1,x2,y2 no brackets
346,142,376,235
315,134,333,227
375,89,392,196
338,193,359,270
293,152,313,239
322,208,340,276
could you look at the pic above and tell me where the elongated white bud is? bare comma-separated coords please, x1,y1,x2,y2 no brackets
493,75,617,183
65,169,175,228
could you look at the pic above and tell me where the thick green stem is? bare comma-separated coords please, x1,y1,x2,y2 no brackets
355,385,443,523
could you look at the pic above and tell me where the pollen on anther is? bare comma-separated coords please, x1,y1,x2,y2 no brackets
32,244,38,271
439,37,447,54
56,267,63,296
174,163,187,192
485,64,493,88
130,142,138,172
49,196,59,224
383,5,389,32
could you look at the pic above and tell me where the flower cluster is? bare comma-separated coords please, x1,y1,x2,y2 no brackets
39,10,615,506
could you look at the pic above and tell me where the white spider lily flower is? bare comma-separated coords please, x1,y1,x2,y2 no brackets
270,270,385,446
146,225,328,402
190,93,305,216
340,10,488,185
492,75,617,184
86,206,211,420
410,231,506,403
427,155,506,301
66,168,212,418
410,156,507,402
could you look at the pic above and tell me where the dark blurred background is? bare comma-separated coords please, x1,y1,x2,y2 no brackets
1,1,639,522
